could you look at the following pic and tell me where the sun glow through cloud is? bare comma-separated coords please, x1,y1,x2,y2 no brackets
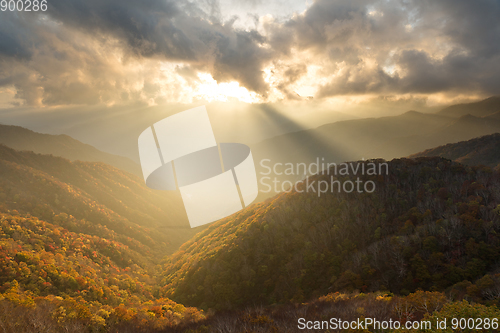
193,73,261,103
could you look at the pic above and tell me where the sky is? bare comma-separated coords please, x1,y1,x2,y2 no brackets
1,0,500,158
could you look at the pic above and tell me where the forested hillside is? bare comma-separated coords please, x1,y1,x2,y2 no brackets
0,146,500,333
0,212,206,332
162,157,500,311
0,145,212,331
2,139,500,332
0,144,201,254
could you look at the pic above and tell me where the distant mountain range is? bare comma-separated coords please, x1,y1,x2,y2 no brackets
251,96,500,197
0,124,141,176
410,133,500,169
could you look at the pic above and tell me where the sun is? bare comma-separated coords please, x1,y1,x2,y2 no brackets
194,73,261,103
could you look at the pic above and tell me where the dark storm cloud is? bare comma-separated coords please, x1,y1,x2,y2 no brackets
285,0,371,51
45,0,186,59
1,0,500,106
0,14,35,60
414,0,500,58
43,0,271,93
299,0,500,97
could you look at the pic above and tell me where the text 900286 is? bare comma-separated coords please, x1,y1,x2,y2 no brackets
1,0,47,11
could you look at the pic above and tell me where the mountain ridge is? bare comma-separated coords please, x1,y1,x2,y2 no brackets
438,96,500,118
0,124,141,176
410,133,500,169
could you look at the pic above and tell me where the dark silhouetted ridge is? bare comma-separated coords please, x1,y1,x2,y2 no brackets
410,133,500,169
438,96,500,118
